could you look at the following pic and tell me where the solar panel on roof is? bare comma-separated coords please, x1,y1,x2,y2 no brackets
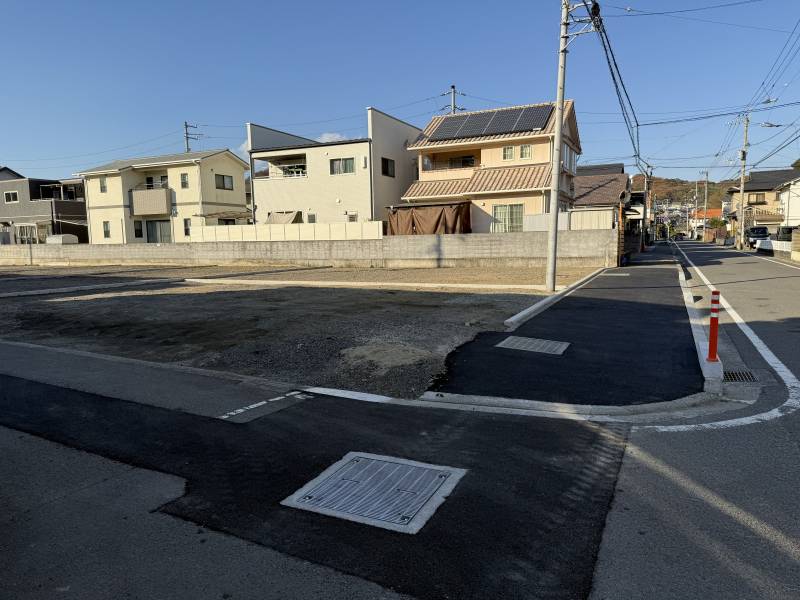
455,112,495,138
427,104,555,141
514,105,553,133
483,108,525,136
429,114,469,141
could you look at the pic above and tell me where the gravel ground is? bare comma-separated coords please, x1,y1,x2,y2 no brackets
0,282,541,398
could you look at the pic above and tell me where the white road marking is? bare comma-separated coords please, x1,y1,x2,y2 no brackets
681,243,800,271
643,243,800,432
218,400,269,420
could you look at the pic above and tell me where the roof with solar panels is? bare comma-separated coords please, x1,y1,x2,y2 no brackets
408,100,580,152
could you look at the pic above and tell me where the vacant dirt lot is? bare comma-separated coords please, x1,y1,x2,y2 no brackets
0,264,574,398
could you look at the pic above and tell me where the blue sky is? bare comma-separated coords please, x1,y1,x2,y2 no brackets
1,0,797,182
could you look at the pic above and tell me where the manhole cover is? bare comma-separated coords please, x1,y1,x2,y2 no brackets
495,336,570,355
281,452,467,534
723,370,758,383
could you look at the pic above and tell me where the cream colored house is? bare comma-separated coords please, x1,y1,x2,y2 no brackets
247,108,421,224
401,101,581,233
78,149,249,244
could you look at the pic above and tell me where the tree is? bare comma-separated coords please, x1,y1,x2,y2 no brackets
792,158,800,168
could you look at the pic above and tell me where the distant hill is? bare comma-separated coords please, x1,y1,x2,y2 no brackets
631,174,733,208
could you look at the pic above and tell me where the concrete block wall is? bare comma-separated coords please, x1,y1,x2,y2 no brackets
0,230,618,269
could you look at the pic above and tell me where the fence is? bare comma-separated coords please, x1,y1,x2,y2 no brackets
194,221,383,242
523,208,615,232
0,229,619,269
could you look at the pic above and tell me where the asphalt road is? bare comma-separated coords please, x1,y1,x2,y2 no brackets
591,242,800,599
0,374,627,600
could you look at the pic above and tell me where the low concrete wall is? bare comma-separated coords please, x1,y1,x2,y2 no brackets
0,230,618,269
756,239,792,260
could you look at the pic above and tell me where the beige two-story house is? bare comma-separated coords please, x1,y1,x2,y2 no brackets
726,167,800,232
400,101,581,233
78,149,249,244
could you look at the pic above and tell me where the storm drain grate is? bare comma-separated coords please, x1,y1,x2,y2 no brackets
723,370,759,383
281,452,467,534
496,336,570,355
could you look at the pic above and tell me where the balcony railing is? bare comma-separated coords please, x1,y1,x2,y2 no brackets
130,185,171,216
422,160,478,172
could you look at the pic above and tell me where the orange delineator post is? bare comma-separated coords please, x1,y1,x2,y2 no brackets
707,290,720,362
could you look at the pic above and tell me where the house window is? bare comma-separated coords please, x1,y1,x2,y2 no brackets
491,203,523,233
748,192,766,203
219,218,236,225
562,144,577,174
183,218,191,236
215,174,234,190
347,213,358,222
520,144,532,159
307,213,317,224
330,158,355,175
134,220,143,238
180,173,189,188
160,175,168,187
252,158,270,178
99,176,107,193
4,191,18,203
502,146,515,161
381,157,395,178
102,221,110,239
448,155,476,169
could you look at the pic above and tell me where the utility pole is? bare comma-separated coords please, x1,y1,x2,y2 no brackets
737,114,750,249
641,167,651,250
701,170,709,241
693,179,699,239
546,0,571,293
184,121,200,152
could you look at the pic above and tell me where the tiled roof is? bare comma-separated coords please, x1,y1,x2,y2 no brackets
408,101,575,149
401,164,552,201
401,178,472,200
467,164,551,194
573,173,629,207
743,168,800,191
692,208,723,219
576,163,625,176
78,149,244,175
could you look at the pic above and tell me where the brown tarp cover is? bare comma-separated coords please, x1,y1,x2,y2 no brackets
387,202,471,235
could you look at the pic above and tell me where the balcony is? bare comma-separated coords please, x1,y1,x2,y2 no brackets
130,182,171,216
422,157,478,172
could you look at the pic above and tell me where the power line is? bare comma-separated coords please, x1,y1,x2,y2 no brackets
639,99,800,126
0,130,183,162
606,1,763,18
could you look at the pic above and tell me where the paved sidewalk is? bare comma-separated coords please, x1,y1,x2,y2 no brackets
433,245,704,405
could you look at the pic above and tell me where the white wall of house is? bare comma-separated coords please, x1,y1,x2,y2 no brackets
778,182,800,226
251,140,373,224
368,108,422,220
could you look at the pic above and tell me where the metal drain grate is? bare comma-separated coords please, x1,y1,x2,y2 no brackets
723,370,758,383
281,452,467,534
496,336,570,355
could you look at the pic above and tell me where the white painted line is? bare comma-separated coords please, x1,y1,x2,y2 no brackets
599,273,630,277
675,264,723,393
0,277,184,298
680,242,800,271
305,387,397,404
218,400,268,420
503,267,606,331
185,278,558,292
644,244,800,431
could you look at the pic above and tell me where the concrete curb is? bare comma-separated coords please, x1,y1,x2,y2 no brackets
184,277,559,292
0,277,185,299
503,267,606,331
418,390,725,416
673,256,724,393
